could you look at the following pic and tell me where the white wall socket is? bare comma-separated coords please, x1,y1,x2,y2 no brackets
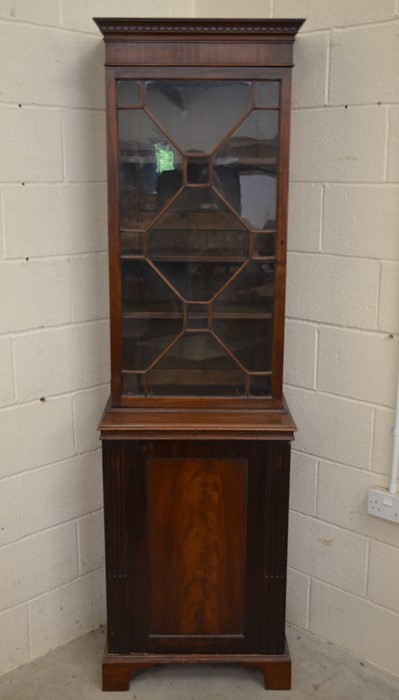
368,488,399,524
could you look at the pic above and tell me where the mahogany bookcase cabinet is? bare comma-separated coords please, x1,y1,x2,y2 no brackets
94,17,303,692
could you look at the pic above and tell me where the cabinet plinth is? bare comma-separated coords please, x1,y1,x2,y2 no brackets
95,16,303,691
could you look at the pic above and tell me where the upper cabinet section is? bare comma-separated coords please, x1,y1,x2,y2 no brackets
95,19,304,409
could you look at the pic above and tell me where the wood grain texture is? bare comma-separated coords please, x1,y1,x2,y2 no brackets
96,17,302,690
98,399,297,440
102,641,291,691
96,18,301,409
147,457,247,635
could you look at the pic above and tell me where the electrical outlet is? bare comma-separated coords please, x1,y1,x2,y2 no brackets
368,488,399,524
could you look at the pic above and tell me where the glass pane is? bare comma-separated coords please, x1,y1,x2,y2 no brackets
123,317,182,370
255,81,280,107
147,333,245,396
187,158,209,184
213,110,279,230
123,373,145,395
252,234,275,257
148,187,247,260
250,375,272,396
145,81,252,153
120,231,144,255
122,260,181,313
155,261,241,302
213,262,274,315
213,318,273,371
118,80,140,105
187,303,208,329
119,110,183,229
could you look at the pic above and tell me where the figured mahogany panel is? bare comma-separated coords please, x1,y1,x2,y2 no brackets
147,457,247,636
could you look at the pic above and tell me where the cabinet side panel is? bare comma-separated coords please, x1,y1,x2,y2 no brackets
147,457,247,636
262,441,291,653
102,441,131,652
273,69,292,398
106,68,122,405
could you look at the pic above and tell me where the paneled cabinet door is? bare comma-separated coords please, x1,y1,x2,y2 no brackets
103,440,290,656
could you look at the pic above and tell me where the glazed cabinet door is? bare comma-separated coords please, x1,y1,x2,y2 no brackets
106,74,290,408
103,439,290,655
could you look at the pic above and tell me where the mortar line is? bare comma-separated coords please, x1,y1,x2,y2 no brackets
0,507,104,551
0,380,109,413
289,510,370,543
289,568,399,618
0,101,105,113
290,446,393,479
285,381,397,411
0,446,102,482
0,317,109,341
289,502,399,549
0,16,99,37
4,251,108,262
325,17,399,33
2,568,106,620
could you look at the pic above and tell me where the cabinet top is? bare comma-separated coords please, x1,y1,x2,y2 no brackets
93,18,305,40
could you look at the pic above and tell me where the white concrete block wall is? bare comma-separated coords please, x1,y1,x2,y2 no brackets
0,0,195,677
0,0,398,682
276,0,399,678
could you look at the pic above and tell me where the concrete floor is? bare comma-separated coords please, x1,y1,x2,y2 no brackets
0,626,398,699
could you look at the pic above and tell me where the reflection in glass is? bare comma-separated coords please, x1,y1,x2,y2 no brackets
213,110,279,230
145,81,251,153
252,234,275,257
213,262,274,315
255,81,280,107
187,158,209,184
187,302,208,329
148,332,245,396
118,80,141,105
148,187,247,259
119,110,183,229
120,230,145,255
123,373,145,395
213,318,273,371
155,261,241,301
250,375,272,396
122,260,181,313
122,317,182,370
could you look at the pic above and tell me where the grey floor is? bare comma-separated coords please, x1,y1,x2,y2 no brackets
0,625,398,700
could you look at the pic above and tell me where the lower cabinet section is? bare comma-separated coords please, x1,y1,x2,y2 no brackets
102,439,291,689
